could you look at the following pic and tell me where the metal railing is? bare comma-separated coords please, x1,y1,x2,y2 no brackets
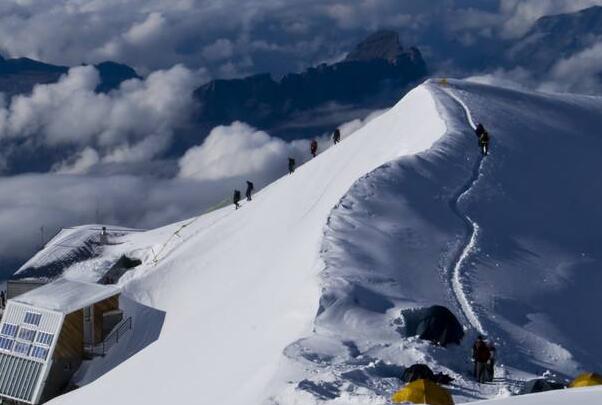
88,317,132,357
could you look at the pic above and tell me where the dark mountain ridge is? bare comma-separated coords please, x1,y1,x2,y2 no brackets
507,6,602,73
192,30,427,143
0,55,140,96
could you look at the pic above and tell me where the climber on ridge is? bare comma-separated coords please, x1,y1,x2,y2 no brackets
245,181,254,201
333,128,341,144
310,139,318,157
474,123,490,156
233,190,241,210
288,157,296,174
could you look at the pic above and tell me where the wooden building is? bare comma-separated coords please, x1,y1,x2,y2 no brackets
0,279,121,404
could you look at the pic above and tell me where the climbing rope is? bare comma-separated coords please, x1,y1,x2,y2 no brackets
151,196,231,265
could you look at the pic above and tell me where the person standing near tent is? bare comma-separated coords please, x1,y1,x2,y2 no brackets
233,190,241,209
487,340,496,382
310,139,318,157
288,157,296,174
472,335,492,383
245,181,254,201
333,128,341,144
0,290,5,308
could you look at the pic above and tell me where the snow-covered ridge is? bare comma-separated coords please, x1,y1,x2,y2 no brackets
39,79,602,404
50,82,447,404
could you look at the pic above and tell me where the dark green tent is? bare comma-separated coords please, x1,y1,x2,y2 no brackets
402,305,464,346
403,364,435,383
522,379,565,394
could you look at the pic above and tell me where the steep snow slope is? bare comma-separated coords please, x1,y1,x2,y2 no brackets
51,84,447,405
275,80,602,404
49,79,602,405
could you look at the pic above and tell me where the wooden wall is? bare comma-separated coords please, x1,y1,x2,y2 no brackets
54,309,84,360
93,294,120,343
42,309,84,403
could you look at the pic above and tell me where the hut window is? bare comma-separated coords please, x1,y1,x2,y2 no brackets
30,346,49,361
36,332,54,346
18,328,36,342
14,342,31,356
0,336,14,351
1,323,18,338
24,312,42,326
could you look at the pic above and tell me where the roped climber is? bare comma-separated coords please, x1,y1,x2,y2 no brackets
310,139,318,157
233,190,241,209
333,128,341,144
245,181,254,201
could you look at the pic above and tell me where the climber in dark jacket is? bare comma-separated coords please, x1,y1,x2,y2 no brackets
472,335,491,383
310,140,318,157
288,158,296,174
233,190,241,209
333,128,341,144
474,123,490,156
245,181,254,201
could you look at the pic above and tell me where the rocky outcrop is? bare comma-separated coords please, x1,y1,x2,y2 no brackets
193,30,428,141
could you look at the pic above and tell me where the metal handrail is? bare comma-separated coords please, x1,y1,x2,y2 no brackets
101,316,132,355
87,317,132,357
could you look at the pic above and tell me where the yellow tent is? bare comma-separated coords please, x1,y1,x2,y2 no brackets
392,379,454,405
569,372,602,388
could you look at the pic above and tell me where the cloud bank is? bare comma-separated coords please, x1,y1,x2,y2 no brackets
0,107,382,272
0,65,200,173
0,0,600,77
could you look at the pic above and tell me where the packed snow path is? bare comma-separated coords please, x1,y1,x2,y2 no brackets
442,87,486,334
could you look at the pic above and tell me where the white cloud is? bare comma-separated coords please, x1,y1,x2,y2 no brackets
202,39,234,61
540,41,602,93
0,64,201,170
499,0,602,38
54,147,101,174
178,121,306,183
124,12,166,46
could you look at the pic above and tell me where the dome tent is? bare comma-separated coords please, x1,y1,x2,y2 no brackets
403,364,435,383
522,378,565,394
569,373,602,388
392,379,454,405
402,305,464,346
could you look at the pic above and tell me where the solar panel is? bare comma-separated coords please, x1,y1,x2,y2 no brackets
30,346,48,361
23,312,41,327
0,337,14,351
0,324,18,338
18,328,36,342
35,332,54,346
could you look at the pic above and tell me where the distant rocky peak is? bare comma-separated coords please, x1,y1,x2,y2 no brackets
345,30,404,63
